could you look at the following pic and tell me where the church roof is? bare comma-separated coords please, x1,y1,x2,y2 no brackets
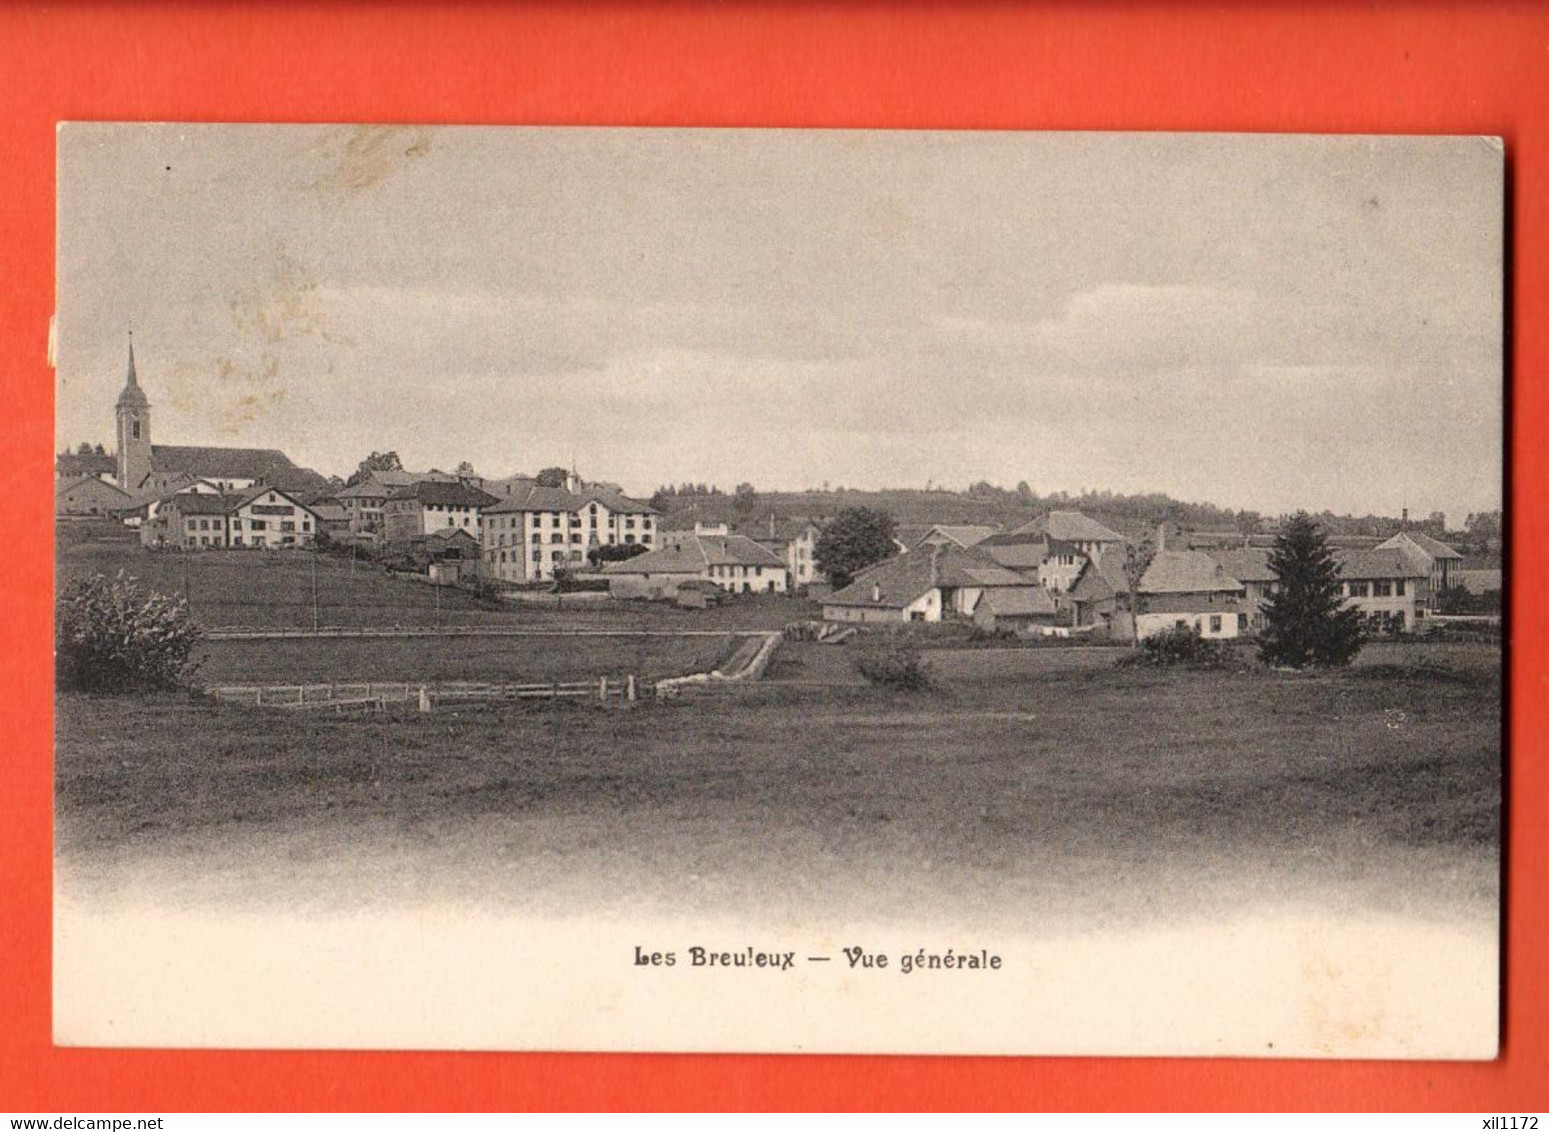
148,444,299,479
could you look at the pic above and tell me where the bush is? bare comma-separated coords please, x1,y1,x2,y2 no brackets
55,572,205,692
854,634,933,690
1120,625,1233,669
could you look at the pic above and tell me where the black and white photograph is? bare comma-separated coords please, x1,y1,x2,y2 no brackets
52,124,1503,1057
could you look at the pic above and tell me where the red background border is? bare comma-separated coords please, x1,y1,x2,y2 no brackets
2,1,1543,1112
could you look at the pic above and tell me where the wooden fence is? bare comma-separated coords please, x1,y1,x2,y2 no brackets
210,676,640,711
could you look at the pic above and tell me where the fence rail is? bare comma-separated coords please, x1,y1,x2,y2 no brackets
210,676,641,711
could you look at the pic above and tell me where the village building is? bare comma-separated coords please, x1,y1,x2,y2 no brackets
336,469,462,534
1374,531,1465,607
1133,549,1251,640
1066,554,1134,638
1333,547,1432,633
140,485,320,550
381,480,500,544
603,532,787,599
481,483,659,585
821,544,1049,626
1201,547,1279,634
911,524,1001,551
55,475,132,519
55,449,118,483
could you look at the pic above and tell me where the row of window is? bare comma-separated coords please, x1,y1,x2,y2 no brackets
186,517,310,533
1346,580,1406,597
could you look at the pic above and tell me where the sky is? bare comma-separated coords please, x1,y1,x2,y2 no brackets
56,125,1503,523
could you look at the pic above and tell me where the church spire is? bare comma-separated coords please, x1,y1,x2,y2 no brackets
116,333,149,409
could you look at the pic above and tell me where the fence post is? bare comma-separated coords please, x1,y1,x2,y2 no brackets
598,676,608,704
419,685,431,713
626,674,636,703
256,687,263,706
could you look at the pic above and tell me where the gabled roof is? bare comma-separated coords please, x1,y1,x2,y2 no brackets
231,485,318,513
605,534,783,574
486,483,656,516
914,524,1000,549
978,540,1048,570
149,444,298,479
976,586,1058,617
1334,547,1430,580
56,475,131,501
1140,593,1255,616
822,551,939,609
1137,550,1245,595
163,492,244,516
387,481,501,508
1069,553,1131,602
1376,531,1463,560
1204,548,1276,584
1013,511,1125,543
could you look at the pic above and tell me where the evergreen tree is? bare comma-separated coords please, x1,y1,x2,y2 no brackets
1258,512,1364,668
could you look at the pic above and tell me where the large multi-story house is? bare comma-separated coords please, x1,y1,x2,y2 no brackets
139,485,320,550
1374,531,1464,608
337,470,461,535
480,483,659,585
381,480,500,544
975,511,1128,593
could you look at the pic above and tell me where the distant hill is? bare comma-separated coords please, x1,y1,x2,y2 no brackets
654,485,1420,542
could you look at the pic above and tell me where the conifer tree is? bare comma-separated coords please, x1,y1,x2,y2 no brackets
1258,512,1364,668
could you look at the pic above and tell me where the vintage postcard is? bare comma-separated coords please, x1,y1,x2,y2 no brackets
52,124,1503,1057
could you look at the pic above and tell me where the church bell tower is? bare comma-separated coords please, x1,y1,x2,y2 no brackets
115,335,152,492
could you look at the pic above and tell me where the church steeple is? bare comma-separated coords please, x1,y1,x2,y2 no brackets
115,333,152,491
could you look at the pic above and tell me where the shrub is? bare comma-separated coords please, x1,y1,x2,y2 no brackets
55,572,205,692
854,634,933,690
1120,625,1233,669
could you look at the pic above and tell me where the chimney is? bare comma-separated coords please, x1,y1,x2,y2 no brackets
769,511,776,539
1402,507,1409,529
929,544,941,589
1156,523,1167,553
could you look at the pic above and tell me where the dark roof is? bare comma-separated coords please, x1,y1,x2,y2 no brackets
914,524,1000,549
56,452,117,478
1140,593,1255,616
486,483,656,516
150,444,298,479
1069,553,1131,602
388,481,501,508
822,552,937,609
1205,548,1277,583
977,587,1058,617
164,492,244,516
1137,550,1245,595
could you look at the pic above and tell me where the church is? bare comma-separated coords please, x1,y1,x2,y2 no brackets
106,337,329,500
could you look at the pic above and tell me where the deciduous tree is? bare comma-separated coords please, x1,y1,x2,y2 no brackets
815,507,898,590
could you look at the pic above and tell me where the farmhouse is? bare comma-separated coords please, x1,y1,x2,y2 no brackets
481,483,659,585
604,532,787,599
1066,553,1134,637
822,544,1047,625
1133,550,1251,640
55,449,117,482
56,475,131,519
1202,548,1278,633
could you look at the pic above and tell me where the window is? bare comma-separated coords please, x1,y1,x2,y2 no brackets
1395,580,1406,596
280,521,296,532
1348,581,1369,598
1374,581,1393,597
250,520,267,531
187,519,197,530
1209,615,1222,632
131,418,140,439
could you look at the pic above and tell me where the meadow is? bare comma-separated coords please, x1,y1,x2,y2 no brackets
55,640,1501,928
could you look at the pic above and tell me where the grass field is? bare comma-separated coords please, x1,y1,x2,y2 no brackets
194,632,743,685
56,641,1501,928
56,538,820,631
